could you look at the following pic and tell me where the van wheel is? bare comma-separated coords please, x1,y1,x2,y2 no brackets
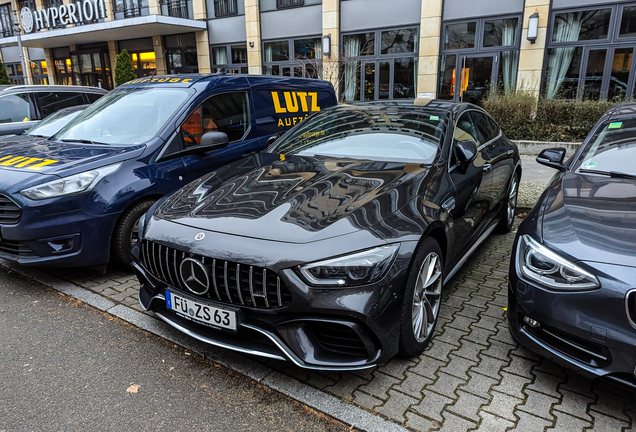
111,199,155,270
399,237,444,358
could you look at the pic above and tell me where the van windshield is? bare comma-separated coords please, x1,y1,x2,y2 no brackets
55,87,192,145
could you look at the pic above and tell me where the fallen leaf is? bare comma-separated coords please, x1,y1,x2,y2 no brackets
169,367,175,371
184,352,191,356
126,384,141,394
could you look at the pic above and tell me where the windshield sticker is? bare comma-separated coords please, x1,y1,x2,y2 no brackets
23,117,29,122
608,122,623,129
0,155,59,170
582,160,598,170
272,91,321,128
429,115,440,121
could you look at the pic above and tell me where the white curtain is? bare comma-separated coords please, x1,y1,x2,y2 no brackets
501,19,518,93
313,39,323,80
214,47,227,67
264,45,274,75
546,12,585,99
343,37,361,101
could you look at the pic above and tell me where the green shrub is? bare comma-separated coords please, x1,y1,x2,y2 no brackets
115,49,136,87
483,92,619,142
0,61,10,85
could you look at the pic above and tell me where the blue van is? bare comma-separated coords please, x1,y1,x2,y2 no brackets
0,74,337,269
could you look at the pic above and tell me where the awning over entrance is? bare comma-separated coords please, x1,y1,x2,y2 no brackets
0,15,206,48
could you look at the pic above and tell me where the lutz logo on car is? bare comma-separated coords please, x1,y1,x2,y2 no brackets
271,91,321,128
0,155,58,170
20,0,107,33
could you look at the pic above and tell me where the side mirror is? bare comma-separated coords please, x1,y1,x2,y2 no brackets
537,147,566,171
266,132,285,146
200,131,229,150
456,139,478,166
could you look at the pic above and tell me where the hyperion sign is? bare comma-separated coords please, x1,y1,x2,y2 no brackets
20,0,107,33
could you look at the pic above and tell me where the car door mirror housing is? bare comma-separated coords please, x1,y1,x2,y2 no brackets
537,147,567,171
200,131,229,149
456,139,478,166
266,132,285,147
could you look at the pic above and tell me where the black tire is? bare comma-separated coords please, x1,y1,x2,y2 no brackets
110,199,156,269
399,237,444,358
496,172,520,234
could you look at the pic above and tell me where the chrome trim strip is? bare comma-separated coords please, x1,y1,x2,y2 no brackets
444,221,498,285
223,261,232,303
262,269,269,308
277,277,282,307
249,266,255,306
212,258,220,301
626,289,636,330
236,263,244,305
165,245,176,287
541,328,608,361
158,244,168,283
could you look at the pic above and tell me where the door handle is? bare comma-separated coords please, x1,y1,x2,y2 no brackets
507,149,514,156
483,163,492,173
442,197,456,213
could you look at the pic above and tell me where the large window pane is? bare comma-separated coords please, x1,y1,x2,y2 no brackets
544,47,583,99
379,62,390,99
342,60,361,101
263,41,289,62
609,48,632,100
445,22,476,50
212,46,228,65
381,28,417,54
0,94,31,123
438,55,457,99
343,33,375,57
620,6,636,38
394,57,415,98
483,18,518,47
294,38,321,59
582,49,607,100
231,45,247,64
552,9,611,42
498,50,519,94
364,63,375,101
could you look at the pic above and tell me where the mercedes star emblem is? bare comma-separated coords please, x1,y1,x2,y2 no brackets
179,257,210,295
195,232,205,241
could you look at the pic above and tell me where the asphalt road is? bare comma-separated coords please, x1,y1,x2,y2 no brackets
0,268,350,432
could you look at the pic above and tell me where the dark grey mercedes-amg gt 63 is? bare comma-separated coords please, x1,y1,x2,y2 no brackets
509,104,636,388
132,100,521,370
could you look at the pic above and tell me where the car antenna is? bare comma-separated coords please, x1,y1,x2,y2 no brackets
145,69,157,85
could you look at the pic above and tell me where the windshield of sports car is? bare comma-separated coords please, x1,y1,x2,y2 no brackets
267,107,448,163
54,87,192,145
26,107,85,138
575,118,636,178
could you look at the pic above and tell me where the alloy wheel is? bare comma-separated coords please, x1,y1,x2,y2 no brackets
412,252,443,343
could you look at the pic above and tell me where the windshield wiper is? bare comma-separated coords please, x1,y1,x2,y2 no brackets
60,138,109,145
579,169,636,180
27,134,46,138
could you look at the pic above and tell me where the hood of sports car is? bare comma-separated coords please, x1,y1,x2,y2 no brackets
542,171,636,267
155,153,432,243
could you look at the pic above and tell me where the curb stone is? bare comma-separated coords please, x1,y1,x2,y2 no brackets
0,258,409,432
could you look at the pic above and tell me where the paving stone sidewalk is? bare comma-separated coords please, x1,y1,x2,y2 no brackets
40,167,636,431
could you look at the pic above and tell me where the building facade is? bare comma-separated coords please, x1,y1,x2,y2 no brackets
0,0,635,103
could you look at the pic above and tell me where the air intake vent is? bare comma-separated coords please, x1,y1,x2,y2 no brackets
140,240,292,309
0,239,37,257
0,194,21,224
306,322,369,358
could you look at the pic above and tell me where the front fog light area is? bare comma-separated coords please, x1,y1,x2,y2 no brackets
516,235,599,291
298,244,399,287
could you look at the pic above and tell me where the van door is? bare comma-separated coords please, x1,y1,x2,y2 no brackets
180,91,259,182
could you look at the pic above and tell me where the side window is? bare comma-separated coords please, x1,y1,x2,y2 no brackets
179,92,248,147
451,113,479,165
0,93,32,123
86,93,104,104
35,92,85,118
470,112,498,144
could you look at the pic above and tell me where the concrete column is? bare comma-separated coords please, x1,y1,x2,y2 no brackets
104,0,115,21
322,0,338,91
153,35,167,75
192,0,206,20
516,0,550,98
107,40,118,85
195,30,211,73
416,0,443,98
148,0,160,16
244,0,262,75
44,48,56,84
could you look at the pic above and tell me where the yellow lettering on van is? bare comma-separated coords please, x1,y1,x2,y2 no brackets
272,92,287,114
284,92,299,113
182,79,192,83
309,92,320,111
0,156,29,166
296,92,309,112
292,117,298,125
278,118,284,127
285,118,292,126
25,159,58,170
158,77,170,82
138,78,151,83
170,78,180,82
14,157,43,167
151,78,160,82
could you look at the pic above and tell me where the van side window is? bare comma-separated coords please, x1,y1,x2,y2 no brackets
180,92,248,147
0,93,32,123
35,92,85,118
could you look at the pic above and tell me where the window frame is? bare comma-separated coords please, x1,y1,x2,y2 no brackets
440,15,522,55
210,43,249,74
261,36,322,78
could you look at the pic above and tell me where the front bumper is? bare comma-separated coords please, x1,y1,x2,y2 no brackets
132,238,414,370
508,249,636,388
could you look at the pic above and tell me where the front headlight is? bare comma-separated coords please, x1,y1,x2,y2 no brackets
516,235,599,291
298,244,399,287
20,163,121,200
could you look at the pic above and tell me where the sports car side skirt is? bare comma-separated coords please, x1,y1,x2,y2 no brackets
444,221,499,285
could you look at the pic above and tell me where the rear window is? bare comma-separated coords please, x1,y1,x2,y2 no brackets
268,107,447,163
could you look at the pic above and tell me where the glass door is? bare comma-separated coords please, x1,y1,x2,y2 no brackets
362,62,376,101
457,54,497,105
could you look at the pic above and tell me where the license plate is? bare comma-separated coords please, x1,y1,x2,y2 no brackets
165,290,237,332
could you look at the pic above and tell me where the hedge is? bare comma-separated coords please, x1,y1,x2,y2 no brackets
482,93,617,142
